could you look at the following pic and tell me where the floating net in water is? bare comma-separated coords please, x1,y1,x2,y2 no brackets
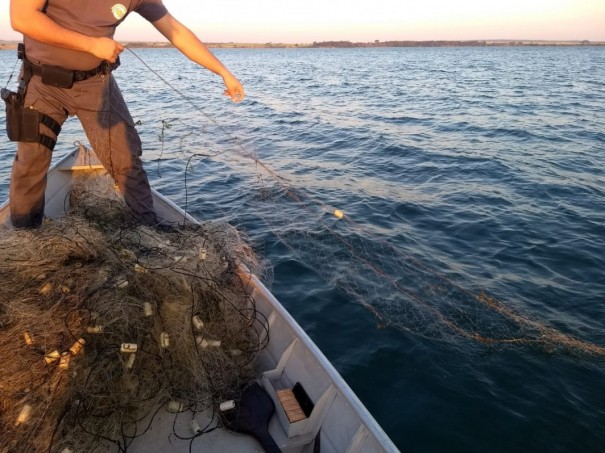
0,176,269,452
248,180,605,358
146,113,605,360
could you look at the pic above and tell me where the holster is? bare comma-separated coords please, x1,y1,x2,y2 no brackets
2,43,64,150
1,87,61,150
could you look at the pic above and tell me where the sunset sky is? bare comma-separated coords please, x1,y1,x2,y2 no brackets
0,0,603,43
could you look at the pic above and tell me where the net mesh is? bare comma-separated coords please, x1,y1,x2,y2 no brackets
0,176,268,452
148,114,605,359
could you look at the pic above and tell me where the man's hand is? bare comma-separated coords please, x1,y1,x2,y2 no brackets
223,74,245,103
90,37,124,63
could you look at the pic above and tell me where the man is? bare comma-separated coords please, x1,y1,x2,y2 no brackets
7,0,244,228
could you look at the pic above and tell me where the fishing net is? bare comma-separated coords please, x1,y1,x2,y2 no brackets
47,42,605,362
143,110,605,360
0,176,269,452
246,181,605,357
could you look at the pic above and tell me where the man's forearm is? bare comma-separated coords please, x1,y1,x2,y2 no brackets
11,6,94,53
153,14,234,80
176,35,235,80
152,12,244,102
10,0,122,62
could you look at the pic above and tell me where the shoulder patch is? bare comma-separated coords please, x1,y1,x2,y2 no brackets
111,4,127,20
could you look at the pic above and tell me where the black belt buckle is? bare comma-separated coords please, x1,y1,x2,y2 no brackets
41,65,74,89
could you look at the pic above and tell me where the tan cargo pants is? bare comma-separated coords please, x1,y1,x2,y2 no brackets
9,70,157,228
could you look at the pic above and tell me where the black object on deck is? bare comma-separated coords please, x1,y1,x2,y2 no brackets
224,382,282,453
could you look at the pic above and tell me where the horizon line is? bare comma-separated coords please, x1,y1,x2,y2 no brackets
1,38,605,44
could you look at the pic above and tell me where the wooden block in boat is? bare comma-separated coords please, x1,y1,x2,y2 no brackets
276,388,307,423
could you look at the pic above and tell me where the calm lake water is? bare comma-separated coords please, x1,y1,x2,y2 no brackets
1,46,604,452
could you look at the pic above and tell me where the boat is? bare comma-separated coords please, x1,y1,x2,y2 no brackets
0,144,399,453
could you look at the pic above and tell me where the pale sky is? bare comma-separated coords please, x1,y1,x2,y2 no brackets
1,0,604,43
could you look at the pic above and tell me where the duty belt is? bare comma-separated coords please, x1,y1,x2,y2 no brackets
22,57,120,85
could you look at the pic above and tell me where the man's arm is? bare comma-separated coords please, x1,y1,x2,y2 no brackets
152,13,245,103
10,0,123,62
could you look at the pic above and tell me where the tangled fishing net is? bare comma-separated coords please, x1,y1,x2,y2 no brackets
0,176,269,452
151,115,605,360
250,188,605,357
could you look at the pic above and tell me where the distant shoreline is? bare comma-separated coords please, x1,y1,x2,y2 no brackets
1,40,604,51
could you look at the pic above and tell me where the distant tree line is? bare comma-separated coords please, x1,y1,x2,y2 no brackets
310,40,603,48
311,40,489,47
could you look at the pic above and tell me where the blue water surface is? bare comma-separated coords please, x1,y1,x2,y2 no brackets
1,46,604,452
